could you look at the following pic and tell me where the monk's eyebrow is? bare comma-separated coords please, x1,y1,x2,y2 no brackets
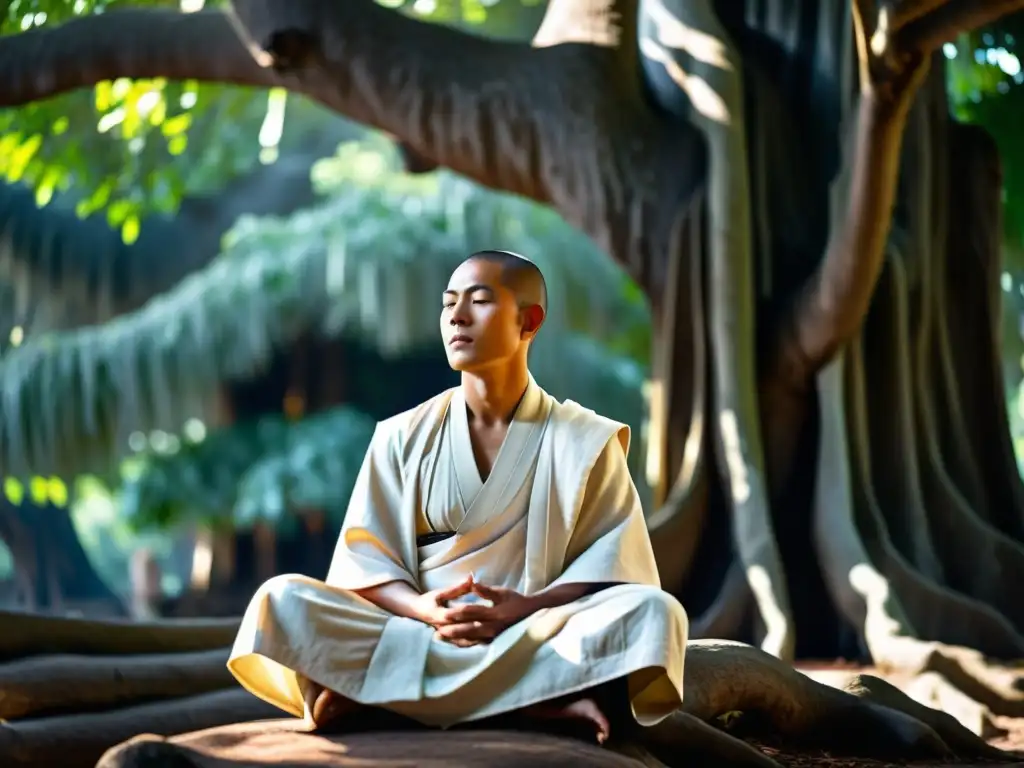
443,284,495,297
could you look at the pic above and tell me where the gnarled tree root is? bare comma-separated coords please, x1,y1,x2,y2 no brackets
0,647,234,720
675,640,1017,763
1,688,279,768
0,609,239,660
63,641,1024,768
841,672,1010,757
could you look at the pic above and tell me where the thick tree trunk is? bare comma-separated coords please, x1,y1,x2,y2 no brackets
0,497,126,616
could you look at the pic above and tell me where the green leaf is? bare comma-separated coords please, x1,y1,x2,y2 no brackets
5,133,42,181
121,214,141,245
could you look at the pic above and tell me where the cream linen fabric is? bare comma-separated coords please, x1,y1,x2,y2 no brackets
227,378,688,727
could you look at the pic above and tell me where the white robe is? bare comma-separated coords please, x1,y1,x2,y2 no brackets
228,378,688,727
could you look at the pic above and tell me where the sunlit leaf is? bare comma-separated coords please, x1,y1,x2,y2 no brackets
121,214,141,245
3,477,24,506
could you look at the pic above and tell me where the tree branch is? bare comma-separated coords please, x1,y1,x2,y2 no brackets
1,1,700,288
771,0,1024,387
896,0,1024,53
776,93,908,382
225,0,695,231
0,9,282,104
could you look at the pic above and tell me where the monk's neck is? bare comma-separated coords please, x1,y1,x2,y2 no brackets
461,364,529,425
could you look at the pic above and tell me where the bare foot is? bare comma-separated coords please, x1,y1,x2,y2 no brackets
297,675,360,729
524,697,612,744
311,687,360,728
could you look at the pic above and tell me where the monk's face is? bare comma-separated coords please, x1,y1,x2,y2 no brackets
441,259,527,372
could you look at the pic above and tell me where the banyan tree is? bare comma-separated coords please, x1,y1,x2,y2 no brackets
4,0,1024,765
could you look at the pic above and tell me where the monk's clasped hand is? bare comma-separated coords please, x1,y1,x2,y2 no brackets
433,582,536,647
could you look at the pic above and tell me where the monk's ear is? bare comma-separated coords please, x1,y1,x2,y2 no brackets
519,304,545,339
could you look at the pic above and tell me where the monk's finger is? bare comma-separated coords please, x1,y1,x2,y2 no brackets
435,576,475,603
444,604,496,623
471,582,507,602
437,621,493,640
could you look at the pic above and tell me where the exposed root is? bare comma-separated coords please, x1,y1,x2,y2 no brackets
679,641,956,760
0,647,234,720
3,637,1019,768
605,740,672,768
1,688,279,768
892,644,1024,718
646,189,710,597
0,609,240,660
841,672,1010,758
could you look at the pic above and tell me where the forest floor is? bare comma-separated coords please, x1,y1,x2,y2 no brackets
764,662,1024,768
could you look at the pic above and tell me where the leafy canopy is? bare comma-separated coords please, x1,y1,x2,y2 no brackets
947,16,1024,254
0,0,542,244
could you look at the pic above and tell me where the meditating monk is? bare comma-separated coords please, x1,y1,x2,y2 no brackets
227,250,688,744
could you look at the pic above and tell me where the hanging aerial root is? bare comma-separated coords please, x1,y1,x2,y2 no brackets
813,319,1024,722
849,332,1024,648
647,190,711,598
642,0,793,661
688,560,752,641
897,93,1024,634
872,255,1024,634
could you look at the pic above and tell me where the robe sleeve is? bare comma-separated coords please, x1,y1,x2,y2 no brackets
548,434,661,590
325,422,418,591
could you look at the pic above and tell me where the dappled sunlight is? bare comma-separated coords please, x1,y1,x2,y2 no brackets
638,38,730,124
717,409,750,504
848,563,905,640
746,564,790,652
532,0,622,48
644,379,664,492
638,0,734,125
643,0,733,70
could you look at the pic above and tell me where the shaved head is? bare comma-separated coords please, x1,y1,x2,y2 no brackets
465,250,548,316
441,251,547,371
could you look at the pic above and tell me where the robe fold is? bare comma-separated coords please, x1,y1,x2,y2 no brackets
228,378,688,728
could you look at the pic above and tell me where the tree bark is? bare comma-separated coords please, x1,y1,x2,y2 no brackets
0,608,238,661
0,647,234,720
1,688,278,768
